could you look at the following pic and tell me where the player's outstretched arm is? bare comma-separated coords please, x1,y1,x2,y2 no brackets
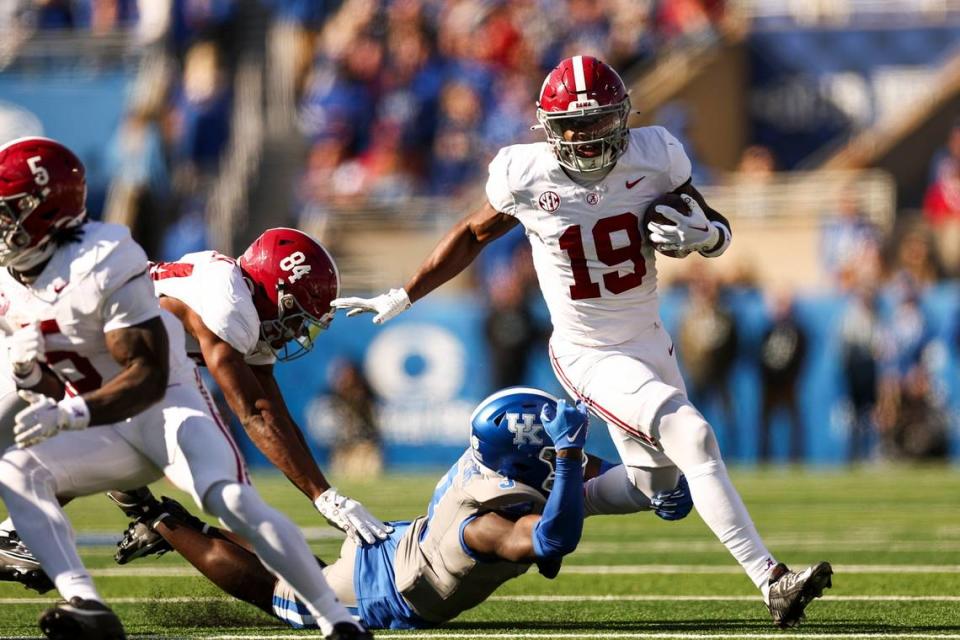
166,295,329,498
250,365,392,544
463,400,588,564
331,202,519,323
164,296,390,544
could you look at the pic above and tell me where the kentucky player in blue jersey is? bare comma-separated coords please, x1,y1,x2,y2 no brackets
83,387,691,630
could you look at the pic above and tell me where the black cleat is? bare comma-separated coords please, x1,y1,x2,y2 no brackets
114,520,172,565
326,621,374,640
766,561,833,628
114,496,207,565
38,597,126,640
0,531,54,593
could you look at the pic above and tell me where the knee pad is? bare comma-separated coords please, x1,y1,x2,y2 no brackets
655,397,722,468
202,481,279,541
202,481,247,519
0,449,54,498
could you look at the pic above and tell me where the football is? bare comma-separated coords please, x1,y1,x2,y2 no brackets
643,193,690,258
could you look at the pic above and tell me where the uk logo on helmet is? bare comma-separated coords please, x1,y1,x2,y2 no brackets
506,413,544,446
538,191,561,212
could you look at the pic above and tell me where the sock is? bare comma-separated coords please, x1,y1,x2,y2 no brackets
54,571,103,603
203,482,354,636
0,517,14,535
655,399,777,593
683,459,776,591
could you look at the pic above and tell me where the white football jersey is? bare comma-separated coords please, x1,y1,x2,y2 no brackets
151,250,276,366
485,126,692,347
0,222,191,394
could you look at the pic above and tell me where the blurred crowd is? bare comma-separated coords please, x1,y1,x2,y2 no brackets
5,0,729,257
6,1,955,464
290,0,727,230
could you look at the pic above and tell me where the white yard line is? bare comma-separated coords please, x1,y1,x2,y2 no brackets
194,634,960,639
4,635,952,640
574,541,960,553
2,594,958,605
1,634,958,640
75,530,960,550
560,564,960,574
69,563,960,578
488,595,960,602
89,566,202,576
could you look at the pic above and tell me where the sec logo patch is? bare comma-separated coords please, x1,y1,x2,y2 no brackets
538,191,560,212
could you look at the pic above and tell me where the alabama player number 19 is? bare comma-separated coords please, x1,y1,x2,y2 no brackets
559,212,646,300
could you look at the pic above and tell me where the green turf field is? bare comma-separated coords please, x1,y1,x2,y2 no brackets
1,465,958,639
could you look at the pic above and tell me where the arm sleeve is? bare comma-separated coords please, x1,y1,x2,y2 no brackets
101,272,162,332
531,455,585,559
485,148,518,216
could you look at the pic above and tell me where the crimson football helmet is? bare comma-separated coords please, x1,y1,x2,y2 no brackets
239,227,340,361
536,55,631,173
0,137,87,269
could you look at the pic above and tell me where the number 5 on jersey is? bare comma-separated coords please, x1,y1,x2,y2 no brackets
559,212,647,300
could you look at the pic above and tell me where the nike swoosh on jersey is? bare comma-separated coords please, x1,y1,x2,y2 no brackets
668,343,675,356
625,176,646,189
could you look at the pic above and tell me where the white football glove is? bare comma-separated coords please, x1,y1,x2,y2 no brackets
8,323,45,388
330,288,411,325
14,391,90,448
315,487,393,545
647,194,720,254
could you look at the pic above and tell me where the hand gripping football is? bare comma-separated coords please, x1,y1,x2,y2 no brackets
643,193,690,258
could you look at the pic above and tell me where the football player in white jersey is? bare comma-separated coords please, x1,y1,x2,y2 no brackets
0,138,371,640
0,229,389,568
105,228,388,563
332,56,832,628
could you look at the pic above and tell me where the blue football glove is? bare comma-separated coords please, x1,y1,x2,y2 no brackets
651,474,693,521
540,399,588,451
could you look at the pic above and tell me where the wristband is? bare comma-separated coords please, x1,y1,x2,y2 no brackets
58,395,91,430
12,362,42,389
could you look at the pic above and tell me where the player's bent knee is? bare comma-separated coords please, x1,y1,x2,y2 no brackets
656,399,722,466
201,480,247,522
201,481,280,536
623,465,680,498
0,449,54,496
